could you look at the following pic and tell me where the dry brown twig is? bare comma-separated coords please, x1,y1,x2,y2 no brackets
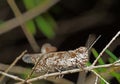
0,54,120,83
0,70,25,82
91,70,109,84
0,63,31,74
24,54,45,83
0,0,59,35
0,50,27,82
7,0,40,52
16,61,120,83
94,76,99,84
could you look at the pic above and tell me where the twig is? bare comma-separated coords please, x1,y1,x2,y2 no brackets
0,71,25,82
92,31,120,66
8,0,39,52
85,63,120,84
94,76,98,84
24,54,45,82
24,61,120,83
7,0,40,52
0,63,31,74
5,60,119,84
91,70,109,84
0,0,59,35
0,50,27,81
14,60,120,83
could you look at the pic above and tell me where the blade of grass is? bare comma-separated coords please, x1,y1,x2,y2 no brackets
22,0,37,35
108,58,120,83
0,20,3,24
92,48,106,72
110,72,120,83
23,0,56,38
100,80,105,84
26,20,36,35
42,13,57,29
87,62,92,66
34,0,45,5
92,48,105,65
108,58,115,63
105,49,118,61
35,16,55,38
23,0,35,10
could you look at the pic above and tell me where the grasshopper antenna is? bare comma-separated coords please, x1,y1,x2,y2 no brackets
86,35,101,52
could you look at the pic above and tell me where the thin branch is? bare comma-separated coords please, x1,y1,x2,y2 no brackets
91,70,109,84
25,61,120,83
0,50,27,81
7,0,40,52
85,64,120,84
92,31,120,66
0,63,31,74
0,71,25,82
24,54,45,82
94,76,98,84
0,0,59,35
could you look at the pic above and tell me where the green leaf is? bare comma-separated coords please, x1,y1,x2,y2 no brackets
34,0,45,5
23,0,45,10
109,58,120,83
108,58,115,63
100,80,105,84
42,13,57,29
87,62,91,66
105,49,118,61
23,0,35,10
22,0,37,35
91,48,105,65
23,0,56,38
110,72,120,83
91,48,106,72
25,20,36,35
20,68,31,79
35,16,55,38
0,20,3,24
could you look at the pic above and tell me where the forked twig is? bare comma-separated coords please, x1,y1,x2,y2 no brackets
27,63,120,82
91,70,109,84
0,0,59,35
0,59,119,83
24,60,120,83
0,50,27,82
7,0,40,52
92,31,120,66
24,54,45,82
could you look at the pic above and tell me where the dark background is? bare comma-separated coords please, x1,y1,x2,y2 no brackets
0,0,120,84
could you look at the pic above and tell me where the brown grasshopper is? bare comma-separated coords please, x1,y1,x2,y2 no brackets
22,43,88,73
